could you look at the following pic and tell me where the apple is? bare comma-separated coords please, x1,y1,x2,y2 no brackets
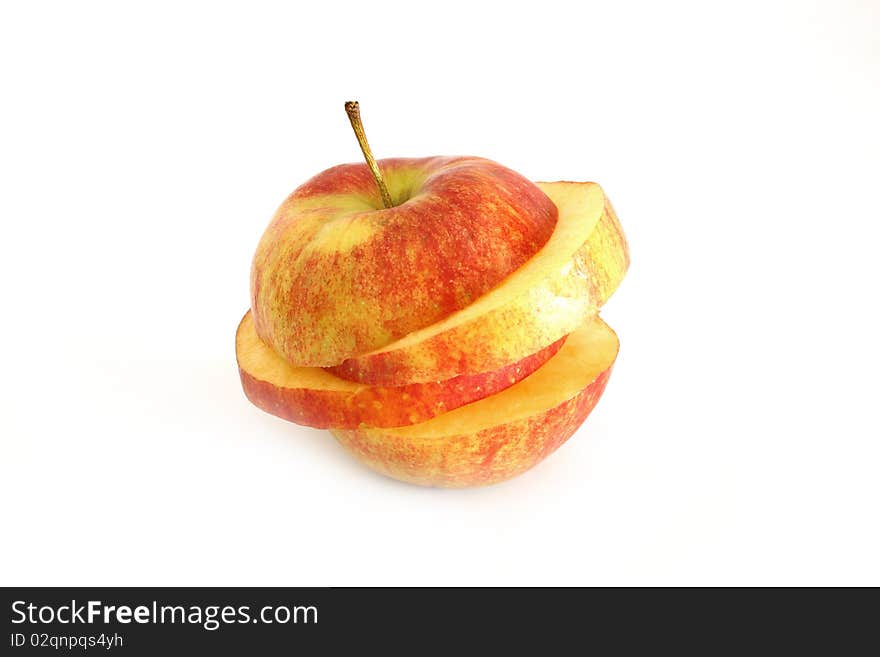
330,317,619,487
327,181,629,386
236,310,565,429
237,101,629,488
250,154,558,368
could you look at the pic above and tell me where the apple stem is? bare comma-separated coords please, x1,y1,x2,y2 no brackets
345,101,394,209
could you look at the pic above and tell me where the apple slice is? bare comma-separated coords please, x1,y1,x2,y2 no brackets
328,182,628,386
250,157,559,368
330,317,618,487
236,311,565,430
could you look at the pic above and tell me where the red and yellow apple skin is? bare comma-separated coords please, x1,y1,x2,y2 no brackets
330,318,618,487
236,311,565,430
331,369,611,488
250,156,558,368
584,194,629,308
328,182,629,386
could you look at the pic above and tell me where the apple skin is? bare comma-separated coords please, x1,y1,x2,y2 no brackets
328,183,629,386
236,311,566,429
583,194,629,308
250,156,558,367
330,368,611,488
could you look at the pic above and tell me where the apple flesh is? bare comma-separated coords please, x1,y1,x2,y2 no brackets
250,157,558,368
330,317,618,487
236,311,565,429
328,182,628,386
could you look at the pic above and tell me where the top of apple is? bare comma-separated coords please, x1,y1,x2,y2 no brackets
248,106,559,368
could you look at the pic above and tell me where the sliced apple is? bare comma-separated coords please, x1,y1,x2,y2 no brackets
328,182,628,386
250,157,559,368
330,317,618,487
236,311,565,430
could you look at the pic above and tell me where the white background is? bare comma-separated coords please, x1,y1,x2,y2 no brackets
1,0,878,586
